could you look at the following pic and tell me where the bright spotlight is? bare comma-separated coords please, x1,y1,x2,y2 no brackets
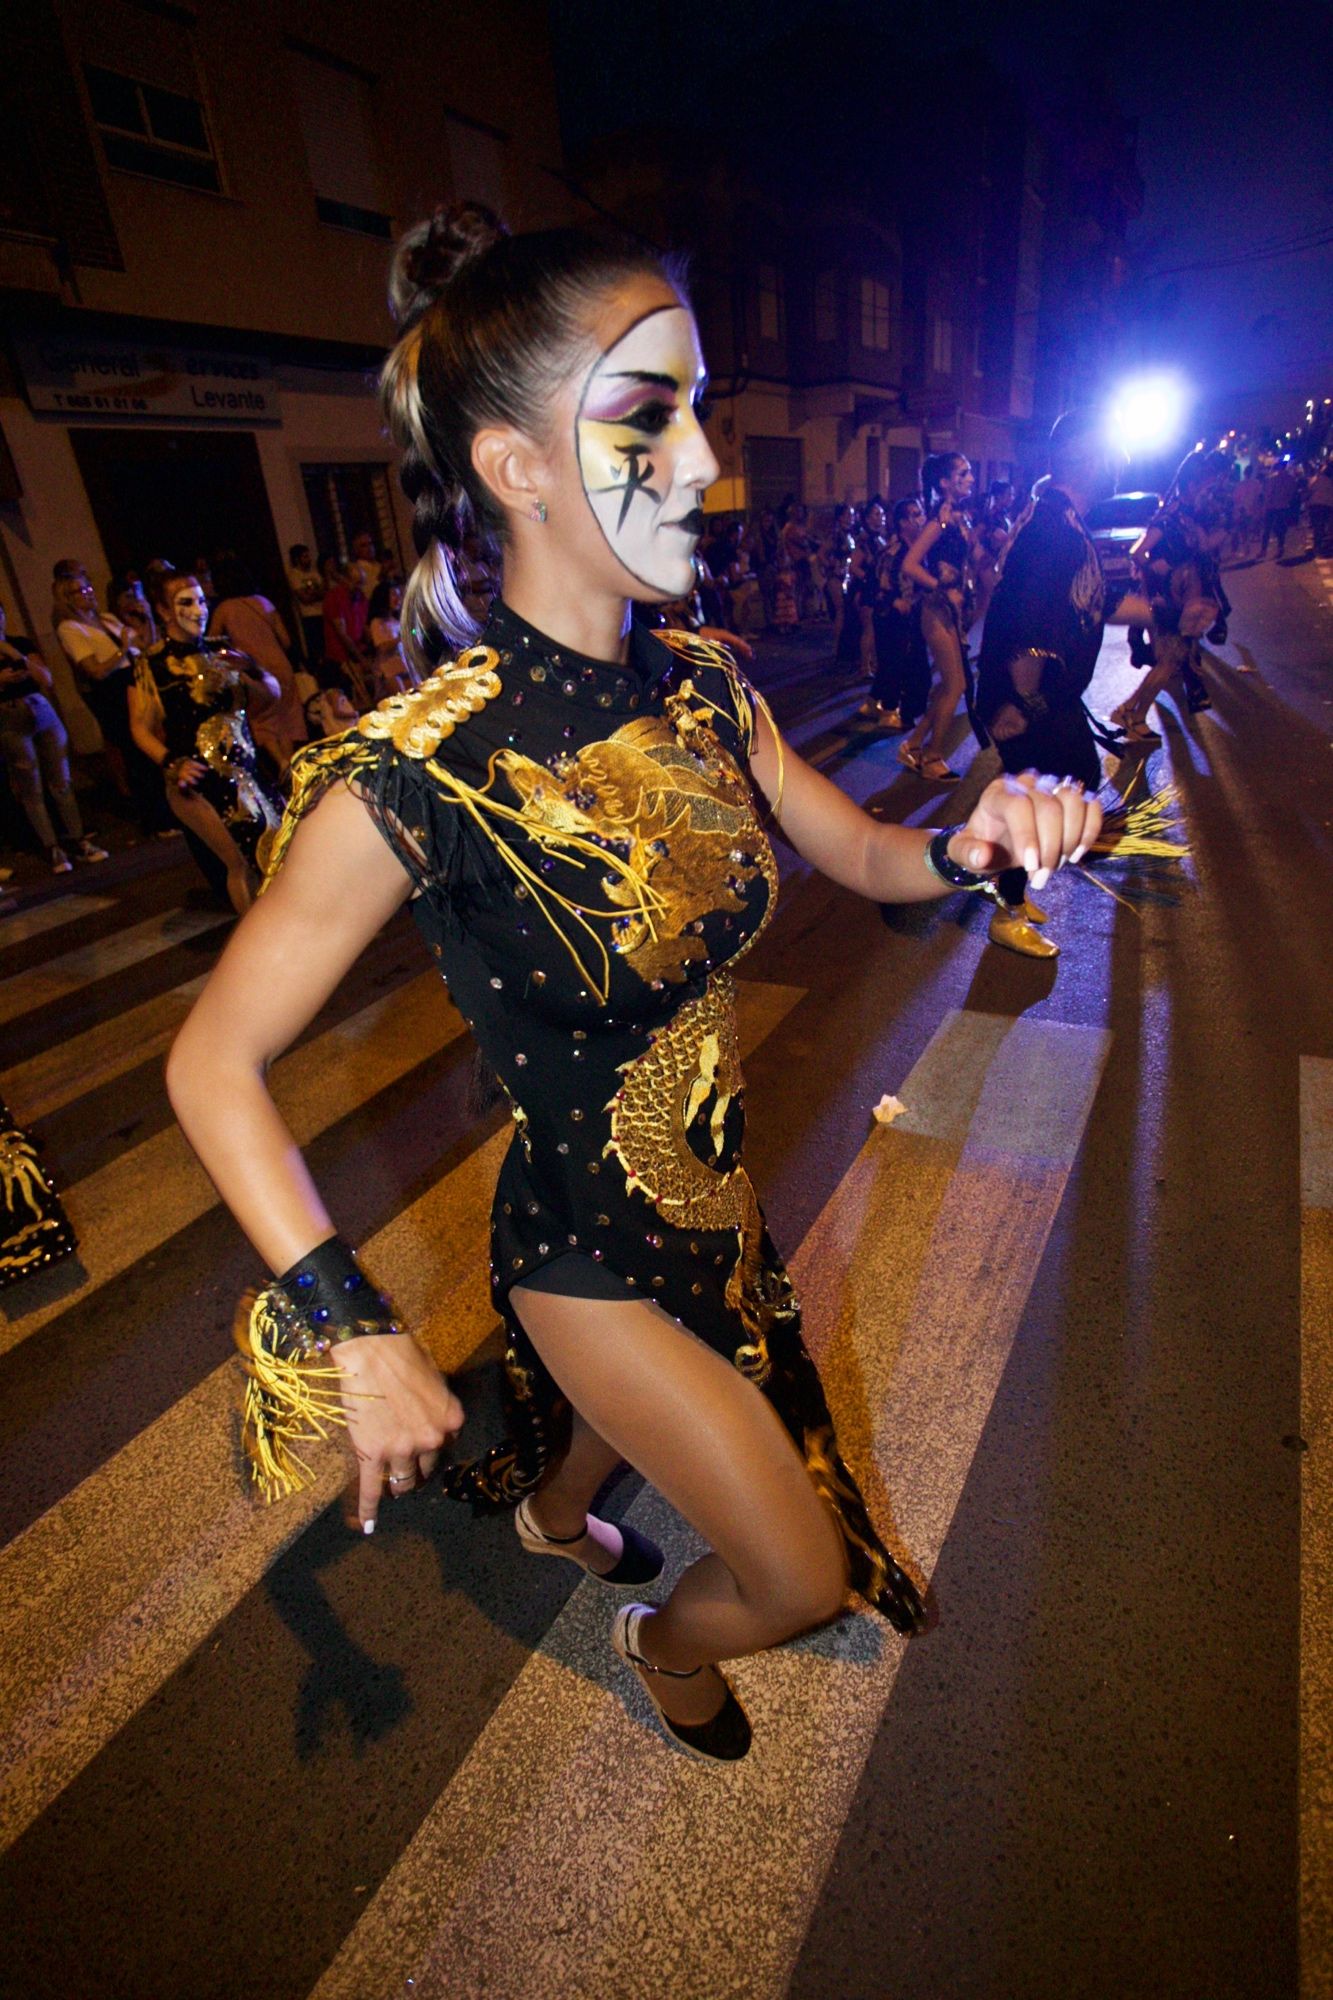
1106,373,1190,455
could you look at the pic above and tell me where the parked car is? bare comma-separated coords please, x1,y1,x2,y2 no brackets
1085,491,1161,609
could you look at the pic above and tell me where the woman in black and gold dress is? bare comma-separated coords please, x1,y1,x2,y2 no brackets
168,205,1101,1763
129,572,284,914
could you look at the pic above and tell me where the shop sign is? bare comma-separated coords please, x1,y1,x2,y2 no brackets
15,335,280,425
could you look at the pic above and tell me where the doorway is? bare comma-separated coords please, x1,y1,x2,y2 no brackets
69,427,286,601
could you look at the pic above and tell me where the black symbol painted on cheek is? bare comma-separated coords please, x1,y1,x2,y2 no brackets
591,443,663,530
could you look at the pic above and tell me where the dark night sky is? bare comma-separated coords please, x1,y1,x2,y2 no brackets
549,0,1333,409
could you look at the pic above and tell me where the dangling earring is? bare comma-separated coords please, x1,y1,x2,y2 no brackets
530,498,548,524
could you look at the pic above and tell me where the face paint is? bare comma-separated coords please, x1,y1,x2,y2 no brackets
168,582,209,642
575,304,716,596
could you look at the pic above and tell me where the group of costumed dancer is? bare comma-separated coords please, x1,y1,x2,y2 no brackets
166,202,1103,1764
836,425,1225,961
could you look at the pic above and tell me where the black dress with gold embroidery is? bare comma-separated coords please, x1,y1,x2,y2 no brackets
267,601,923,1631
135,638,283,858
0,1100,76,1290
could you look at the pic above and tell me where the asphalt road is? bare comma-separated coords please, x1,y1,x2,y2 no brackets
0,550,1329,2000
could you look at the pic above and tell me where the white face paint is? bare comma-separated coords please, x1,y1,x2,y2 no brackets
167,581,209,643
575,304,718,597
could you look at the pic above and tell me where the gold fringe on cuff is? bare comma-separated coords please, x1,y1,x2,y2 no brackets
233,1287,351,1503
1090,785,1189,860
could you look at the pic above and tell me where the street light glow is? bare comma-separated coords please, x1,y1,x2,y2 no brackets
1106,373,1190,455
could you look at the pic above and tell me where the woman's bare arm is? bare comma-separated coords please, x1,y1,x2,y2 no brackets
168,784,462,1526
901,518,944,590
166,784,412,1269
747,703,1101,899
127,683,168,766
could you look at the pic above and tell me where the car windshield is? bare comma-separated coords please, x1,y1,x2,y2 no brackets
1085,493,1160,531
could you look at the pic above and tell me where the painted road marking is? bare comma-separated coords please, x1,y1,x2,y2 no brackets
310,1009,1111,2000
0,895,115,952
0,907,228,1030
1,971,210,1124
0,980,805,1849
1300,1056,1333,2000
0,970,464,1351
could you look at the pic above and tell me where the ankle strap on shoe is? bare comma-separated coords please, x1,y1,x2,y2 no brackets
625,1610,701,1679
517,1498,589,1545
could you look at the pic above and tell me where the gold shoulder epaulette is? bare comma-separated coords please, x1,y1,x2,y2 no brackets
357,644,503,759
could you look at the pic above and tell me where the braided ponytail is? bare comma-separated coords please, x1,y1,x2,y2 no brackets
381,199,685,676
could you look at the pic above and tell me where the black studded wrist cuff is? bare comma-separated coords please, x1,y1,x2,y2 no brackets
923,826,991,892
272,1235,403,1355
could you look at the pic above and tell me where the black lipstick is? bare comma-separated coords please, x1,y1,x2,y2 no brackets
673,507,706,535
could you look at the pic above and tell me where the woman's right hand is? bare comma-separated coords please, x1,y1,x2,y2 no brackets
333,1333,465,1531
171,757,208,791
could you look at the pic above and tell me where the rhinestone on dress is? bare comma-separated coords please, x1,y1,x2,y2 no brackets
490,976,503,989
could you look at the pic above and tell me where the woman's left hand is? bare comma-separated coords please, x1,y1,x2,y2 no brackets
952,771,1102,889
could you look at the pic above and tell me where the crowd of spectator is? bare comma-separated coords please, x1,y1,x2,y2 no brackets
0,530,506,894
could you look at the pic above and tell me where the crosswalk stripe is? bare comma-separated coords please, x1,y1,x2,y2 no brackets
0,972,211,1124
0,970,464,1355
307,1009,1111,2000
1300,1056,1333,2000
0,895,116,953
0,979,806,1849
0,907,229,1030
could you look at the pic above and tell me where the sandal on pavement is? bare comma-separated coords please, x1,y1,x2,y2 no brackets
612,1603,752,1763
515,1496,664,1587
918,756,960,783
896,742,923,771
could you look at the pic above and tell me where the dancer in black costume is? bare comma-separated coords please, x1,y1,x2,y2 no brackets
129,573,284,914
168,204,1101,1762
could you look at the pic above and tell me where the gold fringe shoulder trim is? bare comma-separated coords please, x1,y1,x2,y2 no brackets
652,627,785,814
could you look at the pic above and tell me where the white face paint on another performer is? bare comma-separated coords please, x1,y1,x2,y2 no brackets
574,303,719,598
165,579,209,645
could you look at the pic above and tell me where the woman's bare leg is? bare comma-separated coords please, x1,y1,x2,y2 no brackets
903,615,965,763
510,1286,848,1724
168,789,255,914
525,1406,634,1575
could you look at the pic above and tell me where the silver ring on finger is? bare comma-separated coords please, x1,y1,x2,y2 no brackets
387,1468,416,1486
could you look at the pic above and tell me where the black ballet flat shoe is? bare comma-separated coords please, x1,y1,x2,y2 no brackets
515,1497,665,1586
612,1604,752,1763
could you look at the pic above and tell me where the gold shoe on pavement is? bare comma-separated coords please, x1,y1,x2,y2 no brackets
989,908,1059,959
1023,894,1048,925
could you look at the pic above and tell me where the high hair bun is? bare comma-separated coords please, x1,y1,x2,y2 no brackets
389,200,509,327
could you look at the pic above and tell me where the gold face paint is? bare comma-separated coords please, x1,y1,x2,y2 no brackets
575,304,716,596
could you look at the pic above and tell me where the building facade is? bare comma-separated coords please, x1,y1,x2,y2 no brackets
0,0,571,727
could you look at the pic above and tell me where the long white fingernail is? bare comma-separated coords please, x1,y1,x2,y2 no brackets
362,1518,376,1536
1070,844,1087,865
1031,867,1051,889
1024,846,1039,874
